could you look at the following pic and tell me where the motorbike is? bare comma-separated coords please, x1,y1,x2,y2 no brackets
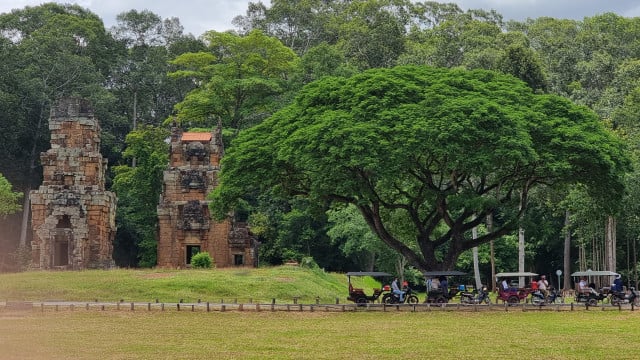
530,287,562,305
575,283,606,306
608,287,639,306
382,286,420,304
460,285,491,304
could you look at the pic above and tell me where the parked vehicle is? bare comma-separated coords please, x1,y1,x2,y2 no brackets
530,287,563,305
460,285,491,304
495,272,538,305
381,286,420,304
571,270,618,306
608,287,639,306
575,285,606,306
346,271,391,305
423,271,467,303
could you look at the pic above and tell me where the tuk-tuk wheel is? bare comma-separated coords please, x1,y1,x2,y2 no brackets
587,298,598,306
507,296,519,304
435,296,447,304
356,297,368,305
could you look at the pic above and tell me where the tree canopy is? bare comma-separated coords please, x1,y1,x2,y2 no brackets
211,65,629,271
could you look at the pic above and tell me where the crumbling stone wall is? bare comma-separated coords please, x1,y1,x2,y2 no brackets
29,98,116,269
157,123,257,268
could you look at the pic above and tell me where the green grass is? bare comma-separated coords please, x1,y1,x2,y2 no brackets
0,266,357,303
2,267,640,359
2,310,640,359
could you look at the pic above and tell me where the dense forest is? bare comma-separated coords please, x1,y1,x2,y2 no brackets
1,1,639,289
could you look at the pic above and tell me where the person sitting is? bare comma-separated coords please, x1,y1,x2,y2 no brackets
438,276,450,297
578,277,589,293
530,279,539,291
391,277,404,302
501,278,510,292
431,277,440,291
538,275,549,297
612,274,623,292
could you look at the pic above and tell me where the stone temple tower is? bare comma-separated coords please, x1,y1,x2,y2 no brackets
30,97,116,269
157,122,257,268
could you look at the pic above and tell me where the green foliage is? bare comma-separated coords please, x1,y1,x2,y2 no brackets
169,29,299,131
0,3,116,191
212,65,629,271
190,252,213,269
111,125,169,267
299,256,319,270
0,173,22,216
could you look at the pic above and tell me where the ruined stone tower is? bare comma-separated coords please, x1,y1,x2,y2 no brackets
156,122,257,268
30,97,116,269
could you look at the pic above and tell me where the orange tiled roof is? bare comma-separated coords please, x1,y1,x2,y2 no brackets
181,132,211,141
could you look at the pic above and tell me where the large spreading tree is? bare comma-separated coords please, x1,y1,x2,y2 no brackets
215,66,630,271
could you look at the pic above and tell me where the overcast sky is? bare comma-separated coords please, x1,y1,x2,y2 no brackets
1,0,640,37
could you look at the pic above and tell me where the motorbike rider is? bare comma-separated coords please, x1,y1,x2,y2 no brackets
612,274,623,292
538,275,549,298
391,277,404,302
439,276,448,297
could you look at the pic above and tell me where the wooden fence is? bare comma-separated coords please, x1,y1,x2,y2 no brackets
1,300,638,313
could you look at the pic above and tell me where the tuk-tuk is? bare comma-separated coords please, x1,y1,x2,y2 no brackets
495,272,538,304
423,270,467,303
346,271,392,304
570,270,618,305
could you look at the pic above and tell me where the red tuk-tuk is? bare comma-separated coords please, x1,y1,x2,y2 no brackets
495,272,537,304
346,271,391,304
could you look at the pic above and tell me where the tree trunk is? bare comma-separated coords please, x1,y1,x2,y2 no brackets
18,195,30,247
518,227,525,288
633,236,637,289
19,99,48,248
472,225,481,289
488,214,495,292
604,215,616,284
563,210,571,291
132,90,138,168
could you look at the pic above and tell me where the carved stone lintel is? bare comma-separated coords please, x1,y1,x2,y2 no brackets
178,200,209,230
184,141,208,161
180,170,206,191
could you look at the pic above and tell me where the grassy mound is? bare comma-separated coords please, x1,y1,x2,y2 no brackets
0,266,382,303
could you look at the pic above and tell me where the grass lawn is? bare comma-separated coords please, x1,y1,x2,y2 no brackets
2,267,639,359
1,310,640,359
0,267,347,303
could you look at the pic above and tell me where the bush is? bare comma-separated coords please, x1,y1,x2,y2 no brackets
190,252,213,269
300,256,319,270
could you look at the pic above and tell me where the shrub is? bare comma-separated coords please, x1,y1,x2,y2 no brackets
190,252,213,269
300,256,319,270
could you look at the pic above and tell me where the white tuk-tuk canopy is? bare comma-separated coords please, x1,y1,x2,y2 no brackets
495,272,538,279
570,270,619,277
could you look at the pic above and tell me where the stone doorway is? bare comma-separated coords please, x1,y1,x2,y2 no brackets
54,240,69,266
51,228,73,268
186,245,200,265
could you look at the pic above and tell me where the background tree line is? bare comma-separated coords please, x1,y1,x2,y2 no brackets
0,1,639,290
